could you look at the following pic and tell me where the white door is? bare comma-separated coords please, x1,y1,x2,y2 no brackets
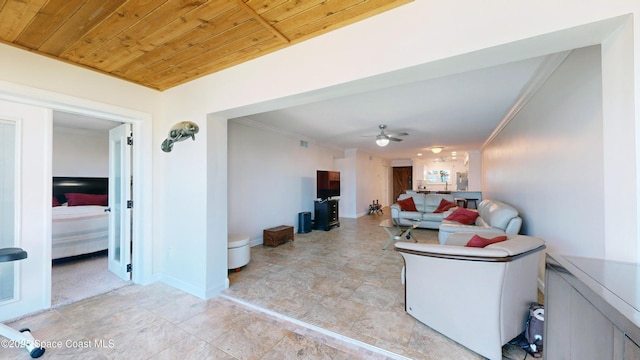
0,100,50,321
108,124,132,280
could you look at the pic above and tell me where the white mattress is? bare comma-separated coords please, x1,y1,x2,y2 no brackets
52,205,109,260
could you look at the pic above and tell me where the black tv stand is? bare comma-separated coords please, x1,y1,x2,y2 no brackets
314,199,339,231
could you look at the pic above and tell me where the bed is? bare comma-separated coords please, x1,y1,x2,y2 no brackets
52,177,109,260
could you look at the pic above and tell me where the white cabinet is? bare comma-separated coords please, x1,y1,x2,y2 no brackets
625,336,640,360
545,254,640,359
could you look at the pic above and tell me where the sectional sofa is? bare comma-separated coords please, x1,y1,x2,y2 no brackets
438,199,522,244
390,193,458,229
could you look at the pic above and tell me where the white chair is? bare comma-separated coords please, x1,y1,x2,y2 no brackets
0,248,45,358
395,233,545,360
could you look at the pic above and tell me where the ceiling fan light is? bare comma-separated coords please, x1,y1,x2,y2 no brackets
431,147,443,154
376,135,390,147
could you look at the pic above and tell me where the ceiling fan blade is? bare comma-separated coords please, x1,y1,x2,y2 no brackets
361,125,409,141
386,132,408,137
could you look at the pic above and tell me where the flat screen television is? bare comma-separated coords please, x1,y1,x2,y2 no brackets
317,170,340,199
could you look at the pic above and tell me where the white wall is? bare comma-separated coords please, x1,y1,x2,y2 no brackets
601,16,638,261
484,46,605,257
0,121,15,302
356,151,391,214
52,127,109,177
0,101,51,321
335,149,356,218
336,149,391,218
0,122,15,249
227,119,341,243
391,159,412,167
467,151,482,191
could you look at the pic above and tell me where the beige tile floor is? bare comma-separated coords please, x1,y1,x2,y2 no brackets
224,211,530,360
2,209,531,359
2,283,402,360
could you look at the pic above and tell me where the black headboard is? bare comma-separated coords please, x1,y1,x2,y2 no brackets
53,177,108,204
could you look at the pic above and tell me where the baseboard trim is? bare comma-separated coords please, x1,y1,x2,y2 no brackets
157,274,207,299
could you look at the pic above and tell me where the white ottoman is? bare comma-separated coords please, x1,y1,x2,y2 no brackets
228,234,251,270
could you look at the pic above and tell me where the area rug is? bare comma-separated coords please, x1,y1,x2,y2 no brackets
51,252,131,308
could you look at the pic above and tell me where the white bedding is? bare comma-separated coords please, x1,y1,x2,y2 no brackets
52,205,109,260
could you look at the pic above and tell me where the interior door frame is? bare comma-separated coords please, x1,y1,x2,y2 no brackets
0,87,153,314
0,101,49,321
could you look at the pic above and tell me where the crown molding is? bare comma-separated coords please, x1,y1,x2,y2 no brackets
482,51,571,149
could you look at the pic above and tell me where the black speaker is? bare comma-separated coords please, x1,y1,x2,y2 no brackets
298,212,312,233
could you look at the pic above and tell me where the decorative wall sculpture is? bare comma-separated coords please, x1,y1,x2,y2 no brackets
161,121,199,152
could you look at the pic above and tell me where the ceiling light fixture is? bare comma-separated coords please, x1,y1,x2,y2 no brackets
431,147,443,154
376,135,390,147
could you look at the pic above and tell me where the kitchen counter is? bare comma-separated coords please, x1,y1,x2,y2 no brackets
415,190,482,200
411,191,482,208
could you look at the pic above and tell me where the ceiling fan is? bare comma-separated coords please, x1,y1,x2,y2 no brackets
366,124,409,147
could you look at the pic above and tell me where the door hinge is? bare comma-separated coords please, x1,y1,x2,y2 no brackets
127,200,133,209
126,264,132,273
127,136,133,145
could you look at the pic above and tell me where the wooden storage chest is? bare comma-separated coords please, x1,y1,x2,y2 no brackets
263,225,294,247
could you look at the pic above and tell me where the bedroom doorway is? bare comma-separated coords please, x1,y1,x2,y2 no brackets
51,112,133,307
0,90,150,318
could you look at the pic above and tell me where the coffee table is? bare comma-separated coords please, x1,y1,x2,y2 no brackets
380,218,419,250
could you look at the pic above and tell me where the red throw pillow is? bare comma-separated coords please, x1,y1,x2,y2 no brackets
444,208,479,225
397,197,418,211
52,197,61,207
434,198,457,213
465,234,508,248
65,193,108,206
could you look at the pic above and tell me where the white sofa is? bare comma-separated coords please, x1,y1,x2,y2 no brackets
390,193,458,229
438,199,522,244
395,233,546,360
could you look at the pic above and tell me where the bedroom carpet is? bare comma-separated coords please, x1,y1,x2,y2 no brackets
51,251,131,308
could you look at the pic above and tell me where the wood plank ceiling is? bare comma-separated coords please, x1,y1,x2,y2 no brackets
0,0,412,91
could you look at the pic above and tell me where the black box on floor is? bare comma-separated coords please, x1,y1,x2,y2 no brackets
298,212,312,233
